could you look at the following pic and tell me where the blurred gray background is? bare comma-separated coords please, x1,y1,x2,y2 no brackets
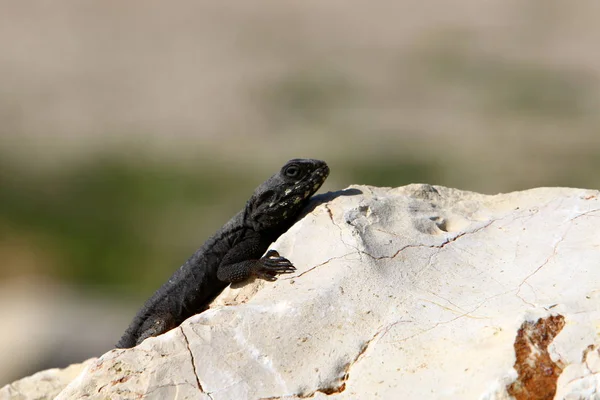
1,0,600,385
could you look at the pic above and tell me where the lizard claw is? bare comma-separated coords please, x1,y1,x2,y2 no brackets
253,250,296,280
264,249,281,258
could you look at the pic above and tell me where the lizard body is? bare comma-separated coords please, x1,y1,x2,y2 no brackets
116,159,329,348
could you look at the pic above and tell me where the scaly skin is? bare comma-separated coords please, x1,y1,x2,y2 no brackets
116,159,329,348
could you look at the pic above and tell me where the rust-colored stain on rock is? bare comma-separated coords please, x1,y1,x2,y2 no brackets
507,315,565,400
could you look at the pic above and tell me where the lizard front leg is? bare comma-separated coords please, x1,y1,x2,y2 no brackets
217,249,296,283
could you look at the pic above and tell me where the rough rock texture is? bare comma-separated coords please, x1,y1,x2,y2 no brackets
5,184,600,399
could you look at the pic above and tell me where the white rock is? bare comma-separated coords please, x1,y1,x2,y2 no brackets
7,184,600,399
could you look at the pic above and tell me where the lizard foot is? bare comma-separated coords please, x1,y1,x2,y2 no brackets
253,250,296,281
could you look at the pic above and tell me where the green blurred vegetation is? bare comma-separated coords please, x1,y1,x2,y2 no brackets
0,157,257,293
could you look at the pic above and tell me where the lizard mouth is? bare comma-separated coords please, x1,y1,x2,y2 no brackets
304,163,329,196
318,164,330,179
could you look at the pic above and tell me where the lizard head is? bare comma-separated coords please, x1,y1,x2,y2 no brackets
247,159,329,231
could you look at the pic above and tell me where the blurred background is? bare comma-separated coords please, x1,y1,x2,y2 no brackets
1,0,600,385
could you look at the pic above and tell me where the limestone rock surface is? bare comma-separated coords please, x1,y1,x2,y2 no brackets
6,184,600,399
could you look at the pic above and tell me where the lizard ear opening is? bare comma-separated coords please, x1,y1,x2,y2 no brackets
249,188,292,230
253,190,276,208
248,189,276,224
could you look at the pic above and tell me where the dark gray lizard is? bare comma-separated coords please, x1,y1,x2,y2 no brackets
116,159,329,348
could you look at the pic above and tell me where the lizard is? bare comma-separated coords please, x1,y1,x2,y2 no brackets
116,158,329,348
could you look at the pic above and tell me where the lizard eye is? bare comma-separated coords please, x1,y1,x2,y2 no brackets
284,164,301,178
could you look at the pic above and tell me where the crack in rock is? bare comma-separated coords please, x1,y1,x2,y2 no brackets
325,203,359,253
515,231,568,305
394,298,492,344
570,207,600,221
328,200,499,265
284,321,412,399
287,253,357,279
365,219,497,261
306,322,404,398
180,326,205,394
558,345,600,395
284,218,498,295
